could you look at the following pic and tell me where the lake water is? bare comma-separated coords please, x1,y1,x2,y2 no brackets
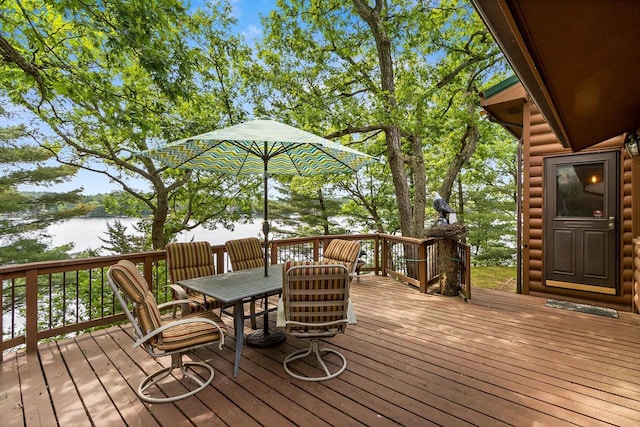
46,217,264,253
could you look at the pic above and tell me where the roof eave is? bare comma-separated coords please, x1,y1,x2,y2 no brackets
471,0,571,148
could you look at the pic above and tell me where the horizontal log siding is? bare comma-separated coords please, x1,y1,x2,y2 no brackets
634,239,640,313
523,102,632,310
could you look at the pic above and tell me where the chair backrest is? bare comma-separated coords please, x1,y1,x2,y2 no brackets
283,261,350,336
107,260,162,345
166,241,215,283
322,239,361,275
225,237,264,271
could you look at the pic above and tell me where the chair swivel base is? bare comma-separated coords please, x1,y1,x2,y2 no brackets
283,340,347,381
138,355,215,404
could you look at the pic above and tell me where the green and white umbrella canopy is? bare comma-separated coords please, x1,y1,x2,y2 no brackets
143,119,375,175
141,119,376,276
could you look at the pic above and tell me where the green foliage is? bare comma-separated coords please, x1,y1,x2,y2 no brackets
98,218,150,255
0,0,255,248
269,177,350,237
0,114,89,263
461,125,518,265
253,1,510,241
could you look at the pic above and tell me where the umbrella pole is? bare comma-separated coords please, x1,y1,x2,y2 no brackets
263,163,269,277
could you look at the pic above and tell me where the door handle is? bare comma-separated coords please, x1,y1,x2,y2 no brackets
608,217,615,230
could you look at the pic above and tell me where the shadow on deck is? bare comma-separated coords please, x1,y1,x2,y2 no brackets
2,274,640,426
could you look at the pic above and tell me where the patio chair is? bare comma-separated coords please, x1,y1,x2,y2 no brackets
322,239,362,278
166,241,222,317
107,260,226,404
277,261,356,381
225,237,274,329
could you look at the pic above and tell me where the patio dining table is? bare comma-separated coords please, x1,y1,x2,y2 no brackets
177,264,285,377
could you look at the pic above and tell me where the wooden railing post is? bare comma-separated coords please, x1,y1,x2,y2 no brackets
381,236,388,276
418,242,428,293
213,247,225,274
25,268,38,353
143,255,154,289
373,234,380,275
464,244,472,300
0,273,3,363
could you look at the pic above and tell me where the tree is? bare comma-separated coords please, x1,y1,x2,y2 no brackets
98,219,149,255
269,177,350,237
253,0,507,239
0,0,256,249
0,112,90,264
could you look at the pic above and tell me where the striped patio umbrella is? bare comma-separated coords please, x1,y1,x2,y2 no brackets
141,119,376,276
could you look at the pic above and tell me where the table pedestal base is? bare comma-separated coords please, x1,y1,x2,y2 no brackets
245,329,286,348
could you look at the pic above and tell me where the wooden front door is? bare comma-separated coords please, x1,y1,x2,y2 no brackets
543,152,618,294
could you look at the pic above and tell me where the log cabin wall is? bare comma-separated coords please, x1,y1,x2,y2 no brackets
633,239,640,313
523,101,633,310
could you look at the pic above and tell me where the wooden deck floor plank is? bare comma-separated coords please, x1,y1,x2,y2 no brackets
338,327,588,427
90,328,162,427
109,325,240,427
4,276,640,426
444,300,640,362
355,305,640,395
399,305,640,394
333,338,530,427
19,351,58,427
265,340,444,427
237,343,401,427
355,289,640,391
197,345,352,427
82,328,195,426
39,343,91,427
64,334,126,427
356,298,640,422
356,282,640,367
210,338,376,426
259,330,503,427
344,298,632,427
355,317,640,416
187,344,297,427
0,351,25,427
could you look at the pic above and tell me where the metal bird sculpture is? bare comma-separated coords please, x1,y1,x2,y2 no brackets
431,191,454,225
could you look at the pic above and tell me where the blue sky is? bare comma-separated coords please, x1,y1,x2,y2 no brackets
25,0,277,195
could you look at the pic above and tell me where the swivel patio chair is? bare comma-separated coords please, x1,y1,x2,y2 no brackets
322,239,362,278
107,260,226,404
166,241,222,317
277,261,356,381
225,237,273,330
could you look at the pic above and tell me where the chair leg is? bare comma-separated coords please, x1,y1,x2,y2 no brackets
283,340,347,382
137,352,215,404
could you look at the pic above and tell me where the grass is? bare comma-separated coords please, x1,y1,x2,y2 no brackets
471,265,517,292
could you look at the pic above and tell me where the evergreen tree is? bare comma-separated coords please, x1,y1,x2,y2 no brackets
98,219,149,255
0,113,91,264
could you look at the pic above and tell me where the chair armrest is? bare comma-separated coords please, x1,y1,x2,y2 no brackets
166,284,189,299
157,299,205,311
276,297,285,327
163,284,197,316
133,316,226,351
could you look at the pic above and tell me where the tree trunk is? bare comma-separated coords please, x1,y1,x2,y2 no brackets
152,186,169,250
353,0,420,238
438,238,459,296
440,95,480,202
425,223,468,296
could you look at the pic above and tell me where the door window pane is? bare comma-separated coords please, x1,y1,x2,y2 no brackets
555,163,605,217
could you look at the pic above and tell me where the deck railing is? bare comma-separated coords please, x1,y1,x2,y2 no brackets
1,233,469,359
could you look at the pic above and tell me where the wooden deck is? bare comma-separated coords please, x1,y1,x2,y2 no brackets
2,274,640,426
